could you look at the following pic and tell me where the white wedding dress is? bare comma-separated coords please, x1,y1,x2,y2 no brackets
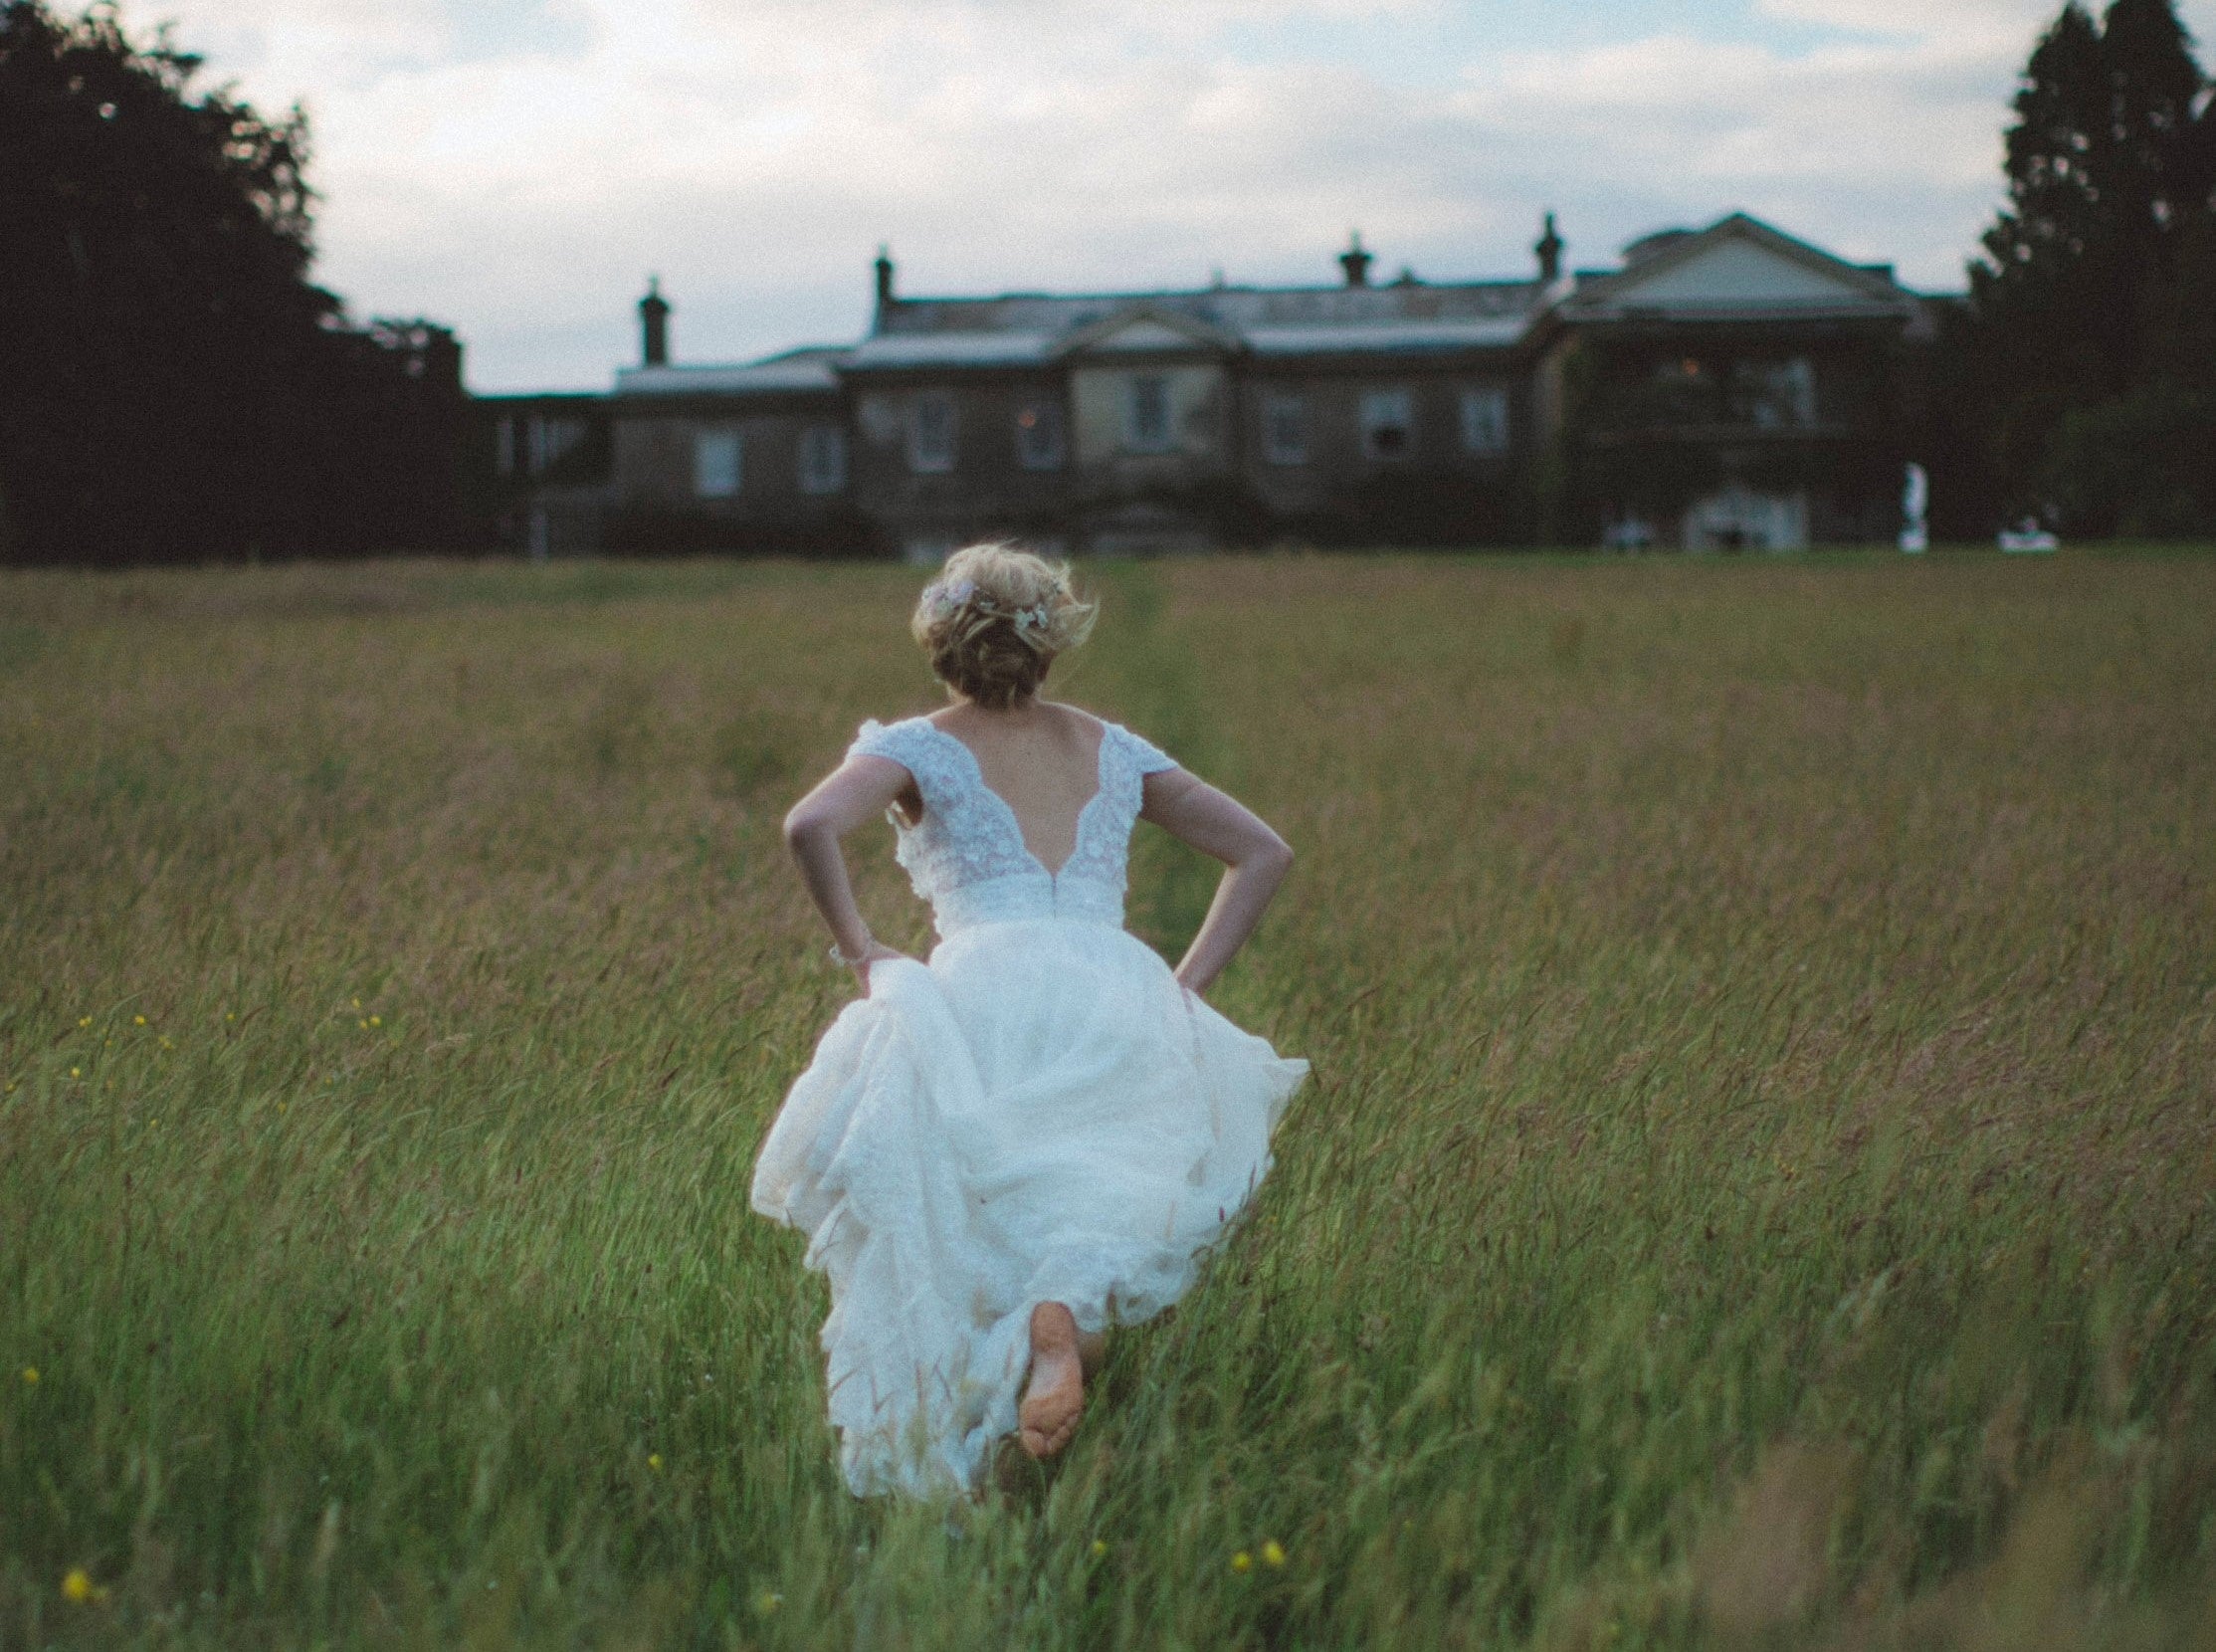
750,715,1309,1499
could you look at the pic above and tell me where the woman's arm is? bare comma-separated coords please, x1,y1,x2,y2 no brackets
1138,769,1295,997
782,755,915,992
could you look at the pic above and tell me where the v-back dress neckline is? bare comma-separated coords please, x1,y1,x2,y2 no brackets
918,718,1110,882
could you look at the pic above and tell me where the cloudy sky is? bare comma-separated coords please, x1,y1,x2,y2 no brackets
120,0,2216,391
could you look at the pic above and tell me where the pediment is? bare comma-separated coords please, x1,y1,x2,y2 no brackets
1597,215,1907,311
1088,318,1207,351
1056,304,1239,357
1621,238,1870,305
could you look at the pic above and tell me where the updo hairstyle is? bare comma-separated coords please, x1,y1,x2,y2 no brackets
910,542,1098,709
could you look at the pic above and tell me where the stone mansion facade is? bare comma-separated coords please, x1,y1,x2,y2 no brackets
479,211,1942,557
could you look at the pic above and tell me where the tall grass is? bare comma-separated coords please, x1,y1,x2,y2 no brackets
2,549,2212,1649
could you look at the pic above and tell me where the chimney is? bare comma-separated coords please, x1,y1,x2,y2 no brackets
1338,231,1372,289
638,276,670,367
875,245,897,315
1534,211,1564,284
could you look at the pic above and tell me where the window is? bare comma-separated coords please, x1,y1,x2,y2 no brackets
1459,386,1511,456
1650,356,1721,423
1730,356,1817,429
528,415,586,477
694,428,742,498
798,425,847,494
1124,375,1172,452
1015,400,1066,470
1359,387,1414,461
1262,393,1308,466
909,393,954,473
502,413,586,479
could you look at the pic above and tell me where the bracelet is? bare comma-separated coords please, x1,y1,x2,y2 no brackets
828,936,874,967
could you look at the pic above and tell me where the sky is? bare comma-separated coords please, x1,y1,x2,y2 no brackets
117,0,2216,392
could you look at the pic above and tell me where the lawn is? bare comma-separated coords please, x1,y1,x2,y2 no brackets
2,548,2212,1649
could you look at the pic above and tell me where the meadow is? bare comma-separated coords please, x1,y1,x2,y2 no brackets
2,547,2212,1650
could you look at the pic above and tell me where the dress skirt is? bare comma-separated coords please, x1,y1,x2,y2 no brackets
750,917,1308,1499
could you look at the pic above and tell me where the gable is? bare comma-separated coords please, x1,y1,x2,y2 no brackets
1616,235,1880,308
1085,318,1210,352
1055,304,1238,357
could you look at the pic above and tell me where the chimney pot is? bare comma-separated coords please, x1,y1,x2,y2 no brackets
1338,231,1372,289
1534,211,1564,284
638,276,670,367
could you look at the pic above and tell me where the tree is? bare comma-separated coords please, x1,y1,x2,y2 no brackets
0,1,470,563
1960,0,2216,533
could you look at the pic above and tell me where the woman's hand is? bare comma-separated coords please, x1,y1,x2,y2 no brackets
852,939,914,996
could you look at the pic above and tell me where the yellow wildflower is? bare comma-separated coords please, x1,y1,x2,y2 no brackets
358,1019,369,1030
226,1012,236,1022
78,1016,92,1027
369,1015,382,1028
1230,1550,1252,1572
62,1567,106,1603
647,1453,663,1471
1090,1539,1108,1557
133,1015,146,1026
20,1366,36,1384
1261,1540,1286,1567
70,1067,81,1079
351,997,361,1009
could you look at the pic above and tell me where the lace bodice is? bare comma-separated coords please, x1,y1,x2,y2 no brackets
847,716,1180,936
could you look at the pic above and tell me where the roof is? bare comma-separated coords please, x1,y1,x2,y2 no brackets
614,351,846,396
587,214,1923,394
1245,318,1525,355
874,279,1543,339
839,331,1057,371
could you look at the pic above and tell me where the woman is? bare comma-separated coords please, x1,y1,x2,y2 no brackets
750,543,1307,1499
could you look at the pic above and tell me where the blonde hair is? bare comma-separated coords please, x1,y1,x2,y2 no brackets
909,542,1098,708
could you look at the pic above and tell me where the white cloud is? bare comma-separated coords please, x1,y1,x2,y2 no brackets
115,0,2216,389
1753,0,2041,40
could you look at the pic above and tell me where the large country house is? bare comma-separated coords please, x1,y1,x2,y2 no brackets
479,211,1942,557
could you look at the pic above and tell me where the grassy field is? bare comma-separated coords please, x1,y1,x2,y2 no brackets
2,548,2213,1650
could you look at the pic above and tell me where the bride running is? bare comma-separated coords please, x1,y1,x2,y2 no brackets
750,542,1308,1499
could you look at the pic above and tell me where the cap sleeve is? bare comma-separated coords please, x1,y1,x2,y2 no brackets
1111,723,1181,775
846,716,935,774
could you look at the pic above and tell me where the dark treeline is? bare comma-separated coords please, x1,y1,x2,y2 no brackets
1931,0,2216,538
0,2,473,565
2,0,2213,563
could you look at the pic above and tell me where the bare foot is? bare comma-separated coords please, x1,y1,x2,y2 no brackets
1019,1302,1085,1459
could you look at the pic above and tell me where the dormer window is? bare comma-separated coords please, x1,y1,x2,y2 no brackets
1359,388,1413,461
1016,400,1066,470
1124,376,1173,453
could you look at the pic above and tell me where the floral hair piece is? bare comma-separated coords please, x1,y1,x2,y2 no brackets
923,576,1052,638
921,577,976,620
